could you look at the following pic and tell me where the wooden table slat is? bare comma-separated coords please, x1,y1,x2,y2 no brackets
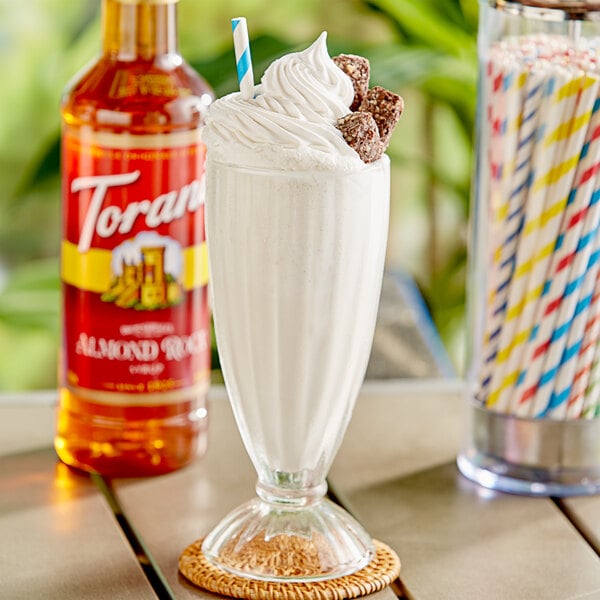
0,444,156,600
561,496,600,557
331,387,600,600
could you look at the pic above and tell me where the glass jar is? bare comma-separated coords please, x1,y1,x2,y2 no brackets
458,0,600,495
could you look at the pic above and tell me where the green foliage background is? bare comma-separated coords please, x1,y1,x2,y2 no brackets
0,0,478,389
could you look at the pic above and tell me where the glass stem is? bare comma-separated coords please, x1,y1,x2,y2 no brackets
256,477,327,508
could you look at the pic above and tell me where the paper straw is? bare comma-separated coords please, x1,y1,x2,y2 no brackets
545,240,600,419
478,57,523,362
485,65,574,411
582,341,600,417
476,55,506,403
513,72,600,418
565,250,600,419
479,63,542,398
489,69,596,412
578,219,600,419
479,57,532,402
550,110,600,417
477,34,600,420
232,17,254,100
508,78,600,416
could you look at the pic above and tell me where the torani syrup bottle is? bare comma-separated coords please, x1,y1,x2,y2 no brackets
56,0,213,477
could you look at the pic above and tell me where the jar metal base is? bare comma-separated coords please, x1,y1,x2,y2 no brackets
457,405,600,496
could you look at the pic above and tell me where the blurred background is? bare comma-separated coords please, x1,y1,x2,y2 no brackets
0,0,478,390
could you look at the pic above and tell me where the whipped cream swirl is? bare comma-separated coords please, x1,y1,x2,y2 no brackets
203,32,364,171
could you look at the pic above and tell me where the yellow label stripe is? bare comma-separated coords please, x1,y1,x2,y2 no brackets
62,242,111,293
183,243,209,290
61,240,208,293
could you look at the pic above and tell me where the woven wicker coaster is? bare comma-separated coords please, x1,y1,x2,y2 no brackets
179,538,400,600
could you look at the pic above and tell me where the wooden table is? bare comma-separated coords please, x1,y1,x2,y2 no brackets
3,382,600,599
0,396,156,599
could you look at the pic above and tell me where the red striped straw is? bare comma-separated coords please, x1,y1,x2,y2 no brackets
480,64,543,402
512,75,600,417
479,33,600,420
582,342,600,417
524,74,600,418
567,283,600,417
548,229,600,419
485,65,574,412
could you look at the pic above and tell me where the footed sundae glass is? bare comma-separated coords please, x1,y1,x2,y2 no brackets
201,155,390,582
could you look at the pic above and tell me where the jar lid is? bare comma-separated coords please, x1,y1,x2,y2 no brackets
490,0,600,20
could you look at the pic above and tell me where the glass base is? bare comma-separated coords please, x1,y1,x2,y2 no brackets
458,405,600,496
201,496,374,582
457,451,600,496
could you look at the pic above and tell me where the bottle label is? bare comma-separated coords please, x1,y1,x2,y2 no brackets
61,128,210,405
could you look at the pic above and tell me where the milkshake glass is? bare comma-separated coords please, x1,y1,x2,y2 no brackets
184,27,405,582
202,155,389,581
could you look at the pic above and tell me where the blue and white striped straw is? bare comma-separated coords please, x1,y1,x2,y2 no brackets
232,17,254,100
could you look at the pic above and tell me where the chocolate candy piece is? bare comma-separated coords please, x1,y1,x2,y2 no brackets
336,111,383,164
333,54,370,111
359,86,404,148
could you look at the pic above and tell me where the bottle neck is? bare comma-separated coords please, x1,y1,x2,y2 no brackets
102,0,179,60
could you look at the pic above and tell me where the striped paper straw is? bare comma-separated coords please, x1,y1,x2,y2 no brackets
479,58,530,402
579,157,600,419
477,34,600,420
475,50,513,400
582,340,600,417
567,288,600,418
476,53,507,403
486,51,516,220
570,298,600,417
232,17,254,100
491,69,596,411
512,72,600,418
554,111,600,418
511,76,600,416
479,64,543,398
543,241,600,419
485,66,574,412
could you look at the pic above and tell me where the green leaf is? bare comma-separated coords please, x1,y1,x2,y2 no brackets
367,0,476,58
0,258,60,330
12,134,60,200
459,0,480,31
368,45,476,91
367,44,477,140
2,258,60,292
431,0,477,35
0,289,59,330
0,323,58,390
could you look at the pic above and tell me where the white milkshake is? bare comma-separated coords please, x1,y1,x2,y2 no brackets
207,158,389,480
197,31,400,582
204,32,390,485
